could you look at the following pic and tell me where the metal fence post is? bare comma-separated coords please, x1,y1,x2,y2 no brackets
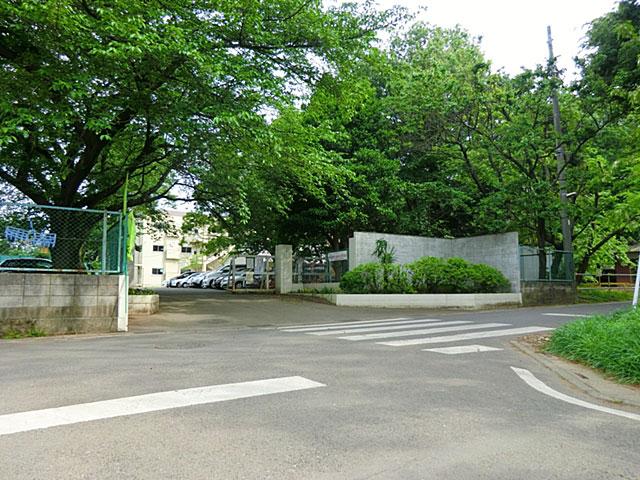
101,212,108,274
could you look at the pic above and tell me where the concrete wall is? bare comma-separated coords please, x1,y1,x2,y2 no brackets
0,273,123,335
128,294,159,315
348,231,521,293
521,281,576,306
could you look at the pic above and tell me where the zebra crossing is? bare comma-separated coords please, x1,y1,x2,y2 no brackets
277,317,553,354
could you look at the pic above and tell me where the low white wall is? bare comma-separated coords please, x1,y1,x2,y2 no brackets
128,294,159,315
309,293,522,309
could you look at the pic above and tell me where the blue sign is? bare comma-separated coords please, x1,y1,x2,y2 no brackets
5,220,57,248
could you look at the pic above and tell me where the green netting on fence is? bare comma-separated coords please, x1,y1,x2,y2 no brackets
0,203,126,274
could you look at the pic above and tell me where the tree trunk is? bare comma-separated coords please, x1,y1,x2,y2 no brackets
47,209,102,270
536,218,547,280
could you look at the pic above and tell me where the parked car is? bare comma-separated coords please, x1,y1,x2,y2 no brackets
216,269,260,290
202,265,246,289
186,272,206,288
0,257,53,271
167,271,194,287
175,272,200,288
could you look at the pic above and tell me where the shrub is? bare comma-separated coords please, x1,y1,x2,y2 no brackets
408,257,510,294
409,257,447,293
340,263,384,294
340,263,413,294
469,263,511,293
341,257,510,295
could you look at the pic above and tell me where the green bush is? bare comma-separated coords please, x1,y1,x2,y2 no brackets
340,263,413,294
469,263,511,293
340,257,509,294
408,257,509,294
546,309,640,384
408,257,447,293
340,263,384,294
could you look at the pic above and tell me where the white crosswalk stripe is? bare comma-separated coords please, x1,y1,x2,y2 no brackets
378,326,554,347
278,318,411,329
339,322,509,341
281,318,443,333
424,345,503,354
277,317,554,355
309,320,471,336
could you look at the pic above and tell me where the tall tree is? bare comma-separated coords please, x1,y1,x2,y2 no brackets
0,0,401,210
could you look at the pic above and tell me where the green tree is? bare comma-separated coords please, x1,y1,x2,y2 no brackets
0,0,401,210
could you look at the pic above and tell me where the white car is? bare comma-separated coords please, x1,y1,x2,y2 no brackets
186,272,206,288
201,265,246,288
175,273,199,288
167,271,194,287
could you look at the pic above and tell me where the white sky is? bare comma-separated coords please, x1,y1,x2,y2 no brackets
374,0,619,78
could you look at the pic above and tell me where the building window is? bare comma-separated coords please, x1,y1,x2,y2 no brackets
152,268,164,275
181,246,192,253
153,245,164,252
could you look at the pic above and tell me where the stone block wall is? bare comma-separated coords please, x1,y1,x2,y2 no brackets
0,273,120,335
521,281,576,306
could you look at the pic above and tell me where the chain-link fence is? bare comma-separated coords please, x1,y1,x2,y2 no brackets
0,203,126,274
520,246,573,282
293,250,349,284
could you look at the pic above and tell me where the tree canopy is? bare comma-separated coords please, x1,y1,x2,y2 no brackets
0,0,402,209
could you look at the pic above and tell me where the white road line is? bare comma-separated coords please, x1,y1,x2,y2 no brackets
511,367,640,422
340,323,509,341
542,313,588,317
309,320,470,336
282,318,442,333
424,345,503,354
379,326,554,347
0,376,325,437
278,317,411,330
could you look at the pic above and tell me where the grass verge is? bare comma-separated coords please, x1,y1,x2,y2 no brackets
577,288,634,303
1,326,47,339
545,308,640,384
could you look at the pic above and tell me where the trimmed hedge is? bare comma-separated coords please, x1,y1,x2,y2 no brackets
340,257,510,294
340,263,413,294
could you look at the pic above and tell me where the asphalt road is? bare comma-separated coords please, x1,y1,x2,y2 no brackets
1,290,638,479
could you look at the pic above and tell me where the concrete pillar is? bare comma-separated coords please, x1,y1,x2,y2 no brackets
348,236,357,271
117,274,129,332
275,244,293,294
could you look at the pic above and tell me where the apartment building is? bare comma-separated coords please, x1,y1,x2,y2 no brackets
130,210,223,287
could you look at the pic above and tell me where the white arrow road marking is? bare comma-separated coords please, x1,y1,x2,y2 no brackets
542,313,588,317
309,320,471,336
0,376,325,437
511,367,640,422
424,345,503,354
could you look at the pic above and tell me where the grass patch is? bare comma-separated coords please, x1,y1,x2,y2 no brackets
545,308,640,384
2,326,47,339
576,288,634,303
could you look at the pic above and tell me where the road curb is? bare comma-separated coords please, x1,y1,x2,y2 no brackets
511,339,640,410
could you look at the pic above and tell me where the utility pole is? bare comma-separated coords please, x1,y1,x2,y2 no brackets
547,26,574,277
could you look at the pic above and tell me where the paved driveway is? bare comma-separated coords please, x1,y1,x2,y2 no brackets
1,291,638,479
